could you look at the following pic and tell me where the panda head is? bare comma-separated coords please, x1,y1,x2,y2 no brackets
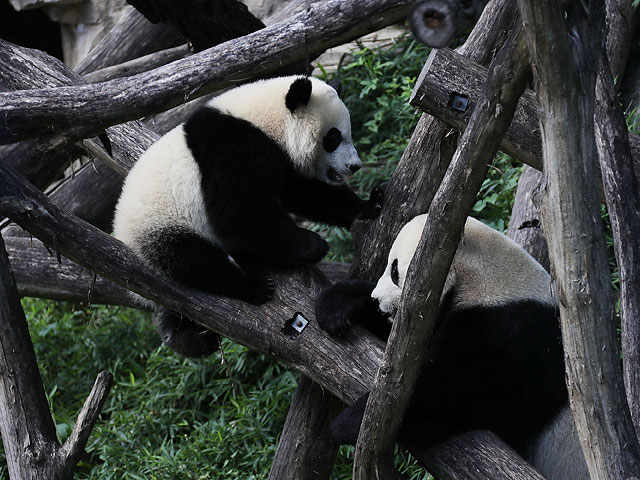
371,214,427,317
371,214,554,319
283,77,361,185
209,76,361,185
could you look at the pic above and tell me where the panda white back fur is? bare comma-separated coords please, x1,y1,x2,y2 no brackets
113,75,382,358
372,215,552,314
316,215,588,480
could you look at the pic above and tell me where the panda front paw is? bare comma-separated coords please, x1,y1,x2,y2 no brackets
297,229,329,264
359,186,384,220
316,280,370,336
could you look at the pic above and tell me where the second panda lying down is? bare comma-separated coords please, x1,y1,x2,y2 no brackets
316,215,588,480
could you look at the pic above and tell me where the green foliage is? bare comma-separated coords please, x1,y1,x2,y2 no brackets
472,153,522,232
7,299,297,480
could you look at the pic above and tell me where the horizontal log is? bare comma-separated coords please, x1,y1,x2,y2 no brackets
4,232,351,306
0,0,412,145
409,47,640,179
4,235,137,306
83,44,192,83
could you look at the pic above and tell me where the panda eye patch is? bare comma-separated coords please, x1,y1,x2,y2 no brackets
323,128,342,153
391,259,399,286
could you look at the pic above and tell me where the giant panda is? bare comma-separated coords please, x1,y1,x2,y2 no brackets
316,214,588,479
113,75,382,358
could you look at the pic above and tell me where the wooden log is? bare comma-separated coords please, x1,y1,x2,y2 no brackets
4,233,349,306
0,234,112,479
505,166,549,270
0,0,413,145
595,54,640,437
268,377,342,480
0,39,158,189
518,0,640,477
83,44,192,83
352,24,531,479
73,6,185,75
4,235,137,306
409,46,640,186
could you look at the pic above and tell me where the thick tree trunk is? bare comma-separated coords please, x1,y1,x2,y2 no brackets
518,0,640,477
595,54,640,438
268,377,342,480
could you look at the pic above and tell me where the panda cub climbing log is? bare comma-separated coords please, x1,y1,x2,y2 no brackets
113,75,383,358
316,215,588,480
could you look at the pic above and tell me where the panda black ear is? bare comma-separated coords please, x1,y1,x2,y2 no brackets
285,77,312,112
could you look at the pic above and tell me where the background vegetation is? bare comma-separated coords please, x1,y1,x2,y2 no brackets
1,34,526,479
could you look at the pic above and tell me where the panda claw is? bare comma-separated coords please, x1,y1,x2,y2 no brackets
250,274,275,305
359,186,384,220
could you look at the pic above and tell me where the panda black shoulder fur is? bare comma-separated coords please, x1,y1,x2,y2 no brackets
316,214,588,480
113,75,382,358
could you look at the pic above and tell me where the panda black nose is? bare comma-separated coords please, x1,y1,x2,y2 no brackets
349,164,361,174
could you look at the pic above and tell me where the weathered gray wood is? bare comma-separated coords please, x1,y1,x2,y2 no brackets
73,6,185,75
595,54,640,438
3,233,348,306
606,0,636,83
0,234,61,479
0,234,111,479
505,166,549,270
268,377,342,480
412,430,545,479
61,371,113,465
0,39,158,189
8,0,80,9
518,0,640,478
410,47,541,171
0,0,412,145
352,24,531,479
83,44,192,83
410,45,640,197
4,235,137,306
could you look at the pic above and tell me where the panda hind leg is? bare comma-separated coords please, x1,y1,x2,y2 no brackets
139,226,274,305
153,308,220,358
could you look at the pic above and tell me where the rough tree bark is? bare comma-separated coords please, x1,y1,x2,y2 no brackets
409,45,640,186
518,0,640,478
0,0,412,145
352,25,531,479
595,54,640,438
506,166,549,270
267,377,342,480
0,233,113,479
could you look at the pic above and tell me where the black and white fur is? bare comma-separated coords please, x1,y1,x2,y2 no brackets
316,215,588,479
113,76,382,357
